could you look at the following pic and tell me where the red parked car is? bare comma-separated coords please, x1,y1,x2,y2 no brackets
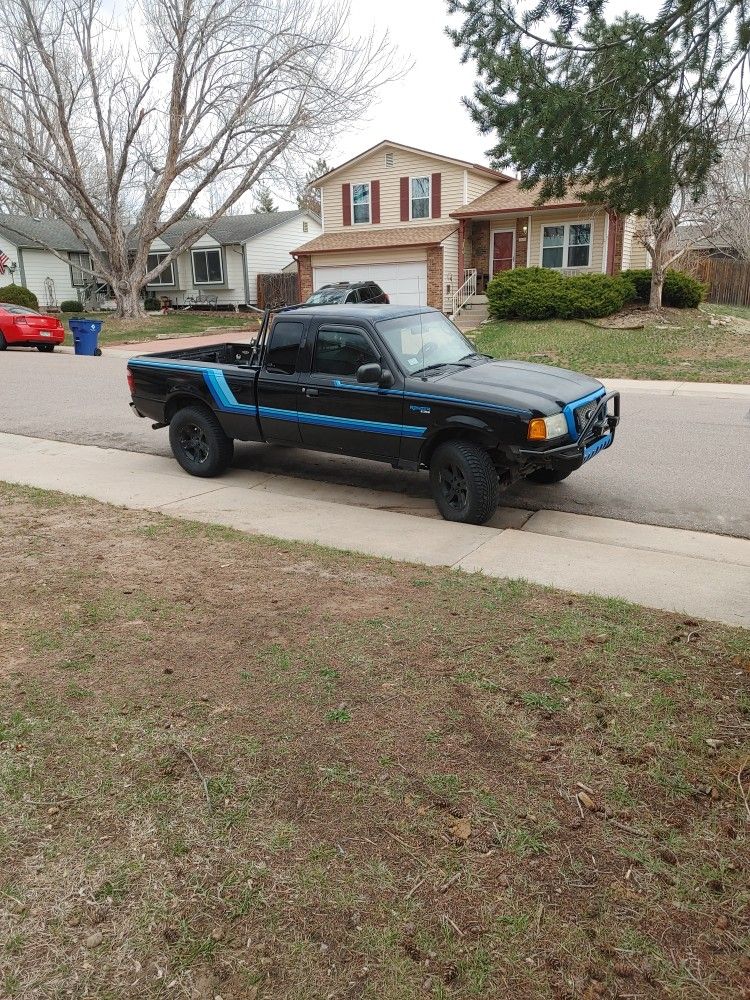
0,305,65,352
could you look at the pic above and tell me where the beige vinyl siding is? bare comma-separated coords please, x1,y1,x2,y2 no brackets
620,215,636,269
320,149,496,233
629,220,651,268
19,248,82,306
529,209,607,274
0,241,18,291
442,231,459,312
466,175,500,203
244,214,321,303
309,247,428,268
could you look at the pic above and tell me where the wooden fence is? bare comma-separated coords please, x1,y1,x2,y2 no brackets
257,272,299,309
686,255,750,307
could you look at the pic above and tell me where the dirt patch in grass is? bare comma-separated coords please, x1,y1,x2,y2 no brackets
1,483,749,999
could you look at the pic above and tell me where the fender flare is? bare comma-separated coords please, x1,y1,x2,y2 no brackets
419,415,499,465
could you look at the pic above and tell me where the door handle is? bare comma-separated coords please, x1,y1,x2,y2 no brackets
304,387,319,396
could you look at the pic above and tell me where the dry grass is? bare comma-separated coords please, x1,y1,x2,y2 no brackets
1,483,748,999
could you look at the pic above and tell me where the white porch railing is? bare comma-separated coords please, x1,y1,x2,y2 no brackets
450,268,477,319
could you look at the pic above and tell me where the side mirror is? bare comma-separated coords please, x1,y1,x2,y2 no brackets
356,362,382,384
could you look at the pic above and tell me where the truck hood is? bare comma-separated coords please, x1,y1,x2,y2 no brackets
427,360,603,415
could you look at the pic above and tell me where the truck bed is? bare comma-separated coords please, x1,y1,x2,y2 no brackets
142,341,258,367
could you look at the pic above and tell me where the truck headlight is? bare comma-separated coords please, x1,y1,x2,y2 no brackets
527,413,569,441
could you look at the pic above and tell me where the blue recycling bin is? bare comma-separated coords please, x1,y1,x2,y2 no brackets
69,318,103,356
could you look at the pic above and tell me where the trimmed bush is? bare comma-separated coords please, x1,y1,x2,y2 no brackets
620,268,705,308
0,284,39,310
487,266,634,321
59,299,82,312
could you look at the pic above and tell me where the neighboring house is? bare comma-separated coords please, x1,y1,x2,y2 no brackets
0,215,96,308
145,211,320,308
291,140,650,313
677,224,744,260
0,209,320,310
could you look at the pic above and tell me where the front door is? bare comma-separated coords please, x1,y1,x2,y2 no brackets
491,230,515,275
298,323,404,462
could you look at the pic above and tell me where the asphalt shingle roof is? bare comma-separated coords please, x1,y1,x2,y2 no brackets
293,223,458,255
0,210,311,252
451,179,593,217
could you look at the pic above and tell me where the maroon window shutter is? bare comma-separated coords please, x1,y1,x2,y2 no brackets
371,180,381,224
342,183,351,226
431,172,442,218
400,176,409,221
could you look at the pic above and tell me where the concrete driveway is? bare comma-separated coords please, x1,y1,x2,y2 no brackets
1,347,749,537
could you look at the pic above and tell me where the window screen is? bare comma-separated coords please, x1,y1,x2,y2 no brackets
265,321,304,375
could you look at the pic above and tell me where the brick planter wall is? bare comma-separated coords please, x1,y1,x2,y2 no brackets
426,246,444,310
297,255,313,302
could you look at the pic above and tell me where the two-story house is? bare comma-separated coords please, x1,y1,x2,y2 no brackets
292,140,649,313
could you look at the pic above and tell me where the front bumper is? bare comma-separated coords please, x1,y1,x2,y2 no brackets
515,390,620,465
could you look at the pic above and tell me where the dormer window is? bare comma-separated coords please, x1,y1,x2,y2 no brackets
352,182,370,224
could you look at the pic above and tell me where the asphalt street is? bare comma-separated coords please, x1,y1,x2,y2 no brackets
1,348,748,537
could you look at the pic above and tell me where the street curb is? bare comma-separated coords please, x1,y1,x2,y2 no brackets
1,433,747,628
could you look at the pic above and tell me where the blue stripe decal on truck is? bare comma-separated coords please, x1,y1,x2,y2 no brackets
129,359,426,438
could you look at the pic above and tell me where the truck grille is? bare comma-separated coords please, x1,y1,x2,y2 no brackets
574,397,607,437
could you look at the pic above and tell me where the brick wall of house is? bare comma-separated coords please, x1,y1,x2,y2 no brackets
514,218,528,268
297,254,313,301
468,221,490,277
612,215,625,273
426,246,443,309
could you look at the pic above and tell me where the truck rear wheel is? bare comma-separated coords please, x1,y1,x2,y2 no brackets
169,405,234,478
429,440,499,525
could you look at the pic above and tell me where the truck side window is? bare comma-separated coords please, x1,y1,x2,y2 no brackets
265,320,304,375
313,328,378,378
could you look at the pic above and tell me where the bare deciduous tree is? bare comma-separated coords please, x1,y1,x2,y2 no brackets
699,136,750,259
0,0,398,317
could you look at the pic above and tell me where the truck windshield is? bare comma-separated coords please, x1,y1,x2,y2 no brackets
376,313,479,376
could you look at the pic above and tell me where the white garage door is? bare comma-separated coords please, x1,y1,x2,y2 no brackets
312,261,427,306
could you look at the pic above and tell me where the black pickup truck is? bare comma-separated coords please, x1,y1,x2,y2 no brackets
127,305,619,525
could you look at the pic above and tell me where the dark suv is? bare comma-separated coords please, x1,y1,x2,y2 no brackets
303,281,389,305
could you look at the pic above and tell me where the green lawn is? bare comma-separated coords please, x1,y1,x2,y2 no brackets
64,311,259,347
474,305,750,382
1,482,749,1000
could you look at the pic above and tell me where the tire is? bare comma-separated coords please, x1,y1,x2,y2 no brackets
0,332,6,351
94,347,102,356
429,440,500,525
524,462,579,485
37,344,55,353
169,405,234,478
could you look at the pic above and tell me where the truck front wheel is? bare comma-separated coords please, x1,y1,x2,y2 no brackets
429,440,500,525
169,405,234,478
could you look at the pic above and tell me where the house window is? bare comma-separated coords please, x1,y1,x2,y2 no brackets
541,226,565,269
567,224,592,267
191,248,223,284
352,183,370,224
302,221,309,233
69,251,92,287
541,223,592,269
411,176,430,220
146,252,175,286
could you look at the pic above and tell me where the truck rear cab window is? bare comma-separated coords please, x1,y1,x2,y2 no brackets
313,328,378,378
265,320,304,375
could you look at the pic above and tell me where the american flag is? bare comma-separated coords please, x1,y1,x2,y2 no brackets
0,250,8,275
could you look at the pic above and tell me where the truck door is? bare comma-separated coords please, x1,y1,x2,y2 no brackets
256,318,306,445
297,322,404,461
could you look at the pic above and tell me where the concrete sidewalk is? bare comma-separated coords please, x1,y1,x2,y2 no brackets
1,432,748,627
